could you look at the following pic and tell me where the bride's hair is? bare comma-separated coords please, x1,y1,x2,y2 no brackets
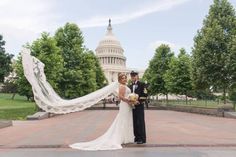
118,73,127,83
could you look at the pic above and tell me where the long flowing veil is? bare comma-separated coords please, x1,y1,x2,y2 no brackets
21,48,119,114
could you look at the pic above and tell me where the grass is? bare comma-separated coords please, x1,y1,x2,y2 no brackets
152,99,234,109
0,93,37,120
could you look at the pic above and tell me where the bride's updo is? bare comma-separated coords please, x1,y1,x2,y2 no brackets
118,73,127,83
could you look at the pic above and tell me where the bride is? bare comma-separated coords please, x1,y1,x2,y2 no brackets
21,50,135,150
70,73,135,150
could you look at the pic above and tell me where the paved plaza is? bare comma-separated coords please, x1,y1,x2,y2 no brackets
1,109,236,156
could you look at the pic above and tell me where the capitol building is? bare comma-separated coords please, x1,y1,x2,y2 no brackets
95,19,144,83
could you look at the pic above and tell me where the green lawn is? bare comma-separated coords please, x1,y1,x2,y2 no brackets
152,99,234,109
0,93,37,120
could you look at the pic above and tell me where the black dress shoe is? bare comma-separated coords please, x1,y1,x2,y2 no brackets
137,141,143,144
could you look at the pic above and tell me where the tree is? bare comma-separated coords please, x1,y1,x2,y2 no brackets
0,35,13,82
164,48,192,103
2,80,17,99
143,44,174,100
15,23,106,100
2,60,18,99
15,33,63,100
15,53,33,100
88,50,108,89
31,32,63,93
228,35,236,110
192,0,236,103
54,23,106,98
229,84,236,111
228,36,236,88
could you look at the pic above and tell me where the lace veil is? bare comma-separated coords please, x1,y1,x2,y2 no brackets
21,48,119,114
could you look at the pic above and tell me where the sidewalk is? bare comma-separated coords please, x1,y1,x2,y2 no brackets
0,110,236,148
1,147,236,157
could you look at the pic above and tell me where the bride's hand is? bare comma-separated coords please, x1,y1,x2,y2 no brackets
127,100,133,105
127,100,139,105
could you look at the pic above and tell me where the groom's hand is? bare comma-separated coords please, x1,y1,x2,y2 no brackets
134,100,140,105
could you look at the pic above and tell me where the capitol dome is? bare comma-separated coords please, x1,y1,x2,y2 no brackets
95,19,144,83
95,19,126,69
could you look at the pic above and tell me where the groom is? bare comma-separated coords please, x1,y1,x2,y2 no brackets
129,71,147,144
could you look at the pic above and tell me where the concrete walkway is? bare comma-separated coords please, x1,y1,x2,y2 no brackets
0,110,236,149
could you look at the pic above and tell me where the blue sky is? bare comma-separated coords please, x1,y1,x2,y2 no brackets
1,0,236,70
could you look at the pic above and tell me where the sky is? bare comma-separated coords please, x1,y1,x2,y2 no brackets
1,0,236,70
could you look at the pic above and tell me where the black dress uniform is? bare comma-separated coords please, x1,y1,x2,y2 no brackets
129,80,147,143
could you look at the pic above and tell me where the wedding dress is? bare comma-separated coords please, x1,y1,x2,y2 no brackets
70,85,134,150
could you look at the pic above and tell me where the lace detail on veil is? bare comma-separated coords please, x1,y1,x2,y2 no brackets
21,48,119,114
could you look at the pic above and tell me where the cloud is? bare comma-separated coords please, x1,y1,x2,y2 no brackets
0,0,9,7
0,0,192,56
0,0,60,33
78,0,191,28
0,0,61,55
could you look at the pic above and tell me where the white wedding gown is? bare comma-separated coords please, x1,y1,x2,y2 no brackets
70,85,134,150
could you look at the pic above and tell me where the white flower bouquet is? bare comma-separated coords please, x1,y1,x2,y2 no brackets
128,93,139,109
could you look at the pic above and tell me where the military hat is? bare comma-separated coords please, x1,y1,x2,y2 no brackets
130,70,138,76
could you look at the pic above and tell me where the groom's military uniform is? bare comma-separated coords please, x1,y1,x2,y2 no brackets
129,77,147,144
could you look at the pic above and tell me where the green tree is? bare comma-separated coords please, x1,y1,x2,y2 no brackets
143,44,174,100
15,33,63,100
164,48,192,103
15,53,33,101
54,23,106,98
89,51,107,89
229,84,236,111
0,35,13,82
229,35,236,88
228,35,236,110
31,32,63,92
3,60,18,99
192,0,236,103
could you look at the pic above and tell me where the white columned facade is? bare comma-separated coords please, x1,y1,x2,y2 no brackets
95,19,145,84
95,19,129,84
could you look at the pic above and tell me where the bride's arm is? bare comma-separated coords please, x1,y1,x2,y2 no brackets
119,85,129,103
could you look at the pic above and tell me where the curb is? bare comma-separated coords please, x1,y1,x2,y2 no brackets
1,144,236,149
0,120,12,129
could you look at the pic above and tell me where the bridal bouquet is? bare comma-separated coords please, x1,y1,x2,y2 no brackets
128,93,139,109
